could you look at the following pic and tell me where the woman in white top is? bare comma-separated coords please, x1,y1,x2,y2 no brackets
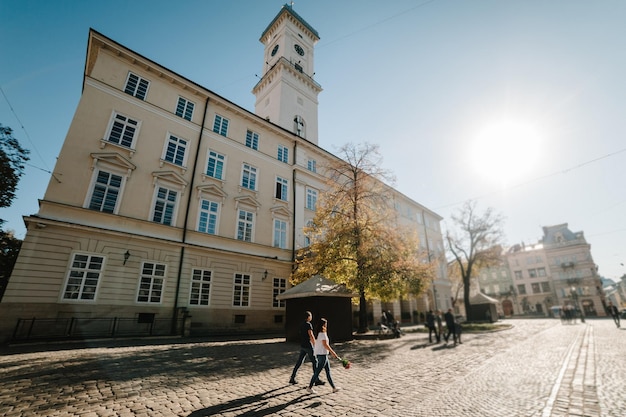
307,318,341,394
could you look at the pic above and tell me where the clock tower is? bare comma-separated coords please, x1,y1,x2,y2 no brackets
253,4,322,144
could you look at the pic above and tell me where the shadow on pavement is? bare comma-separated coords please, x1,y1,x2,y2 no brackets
187,386,307,416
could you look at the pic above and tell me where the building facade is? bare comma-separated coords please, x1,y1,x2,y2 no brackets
0,5,448,341
541,224,605,317
478,223,605,318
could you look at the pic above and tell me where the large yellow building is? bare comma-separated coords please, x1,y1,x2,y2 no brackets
0,5,448,342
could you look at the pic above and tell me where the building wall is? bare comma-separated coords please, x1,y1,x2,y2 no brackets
0,23,448,341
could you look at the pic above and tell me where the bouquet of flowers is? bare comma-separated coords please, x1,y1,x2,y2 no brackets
338,357,351,369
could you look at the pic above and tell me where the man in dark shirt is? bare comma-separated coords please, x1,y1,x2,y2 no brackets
444,308,457,345
426,310,438,343
607,301,620,328
289,311,324,385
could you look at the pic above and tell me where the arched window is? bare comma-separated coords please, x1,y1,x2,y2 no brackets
293,115,305,138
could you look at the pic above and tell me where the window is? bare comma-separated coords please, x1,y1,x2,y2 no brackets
233,273,251,307
277,145,289,163
273,278,286,308
306,188,317,210
176,97,194,121
163,134,188,166
198,199,219,234
293,115,305,137
517,284,527,295
206,150,225,180
304,219,314,247
124,72,149,100
241,163,257,190
514,270,523,280
62,253,104,300
152,187,178,225
307,159,316,173
189,269,211,306
237,209,254,242
537,267,546,277
137,262,166,303
528,268,537,278
213,114,229,136
531,283,541,294
88,170,122,213
274,219,287,249
246,130,259,150
107,113,138,148
275,177,288,201
541,282,551,292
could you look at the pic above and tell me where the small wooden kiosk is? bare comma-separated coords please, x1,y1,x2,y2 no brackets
277,275,356,342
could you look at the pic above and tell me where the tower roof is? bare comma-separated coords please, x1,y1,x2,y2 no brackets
260,3,320,41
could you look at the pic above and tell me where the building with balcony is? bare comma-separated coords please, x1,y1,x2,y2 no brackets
541,224,605,317
0,4,448,342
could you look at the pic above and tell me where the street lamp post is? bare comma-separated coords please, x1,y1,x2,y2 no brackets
570,286,586,323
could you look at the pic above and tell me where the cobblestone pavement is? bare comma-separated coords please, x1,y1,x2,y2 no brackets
0,318,624,417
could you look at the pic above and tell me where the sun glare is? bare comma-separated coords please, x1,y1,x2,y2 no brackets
470,119,542,185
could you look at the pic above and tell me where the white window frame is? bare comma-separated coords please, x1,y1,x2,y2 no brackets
236,209,255,242
307,158,316,173
198,198,220,235
233,273,251,307
151,185,179,226
162,133,188,167
136,262,166,303
189,269,211,306
275,176,288,201
277,144,289,163
246,130,259,150
87,169,124,214
213,114,229,137
124,72,150,100
273,218,288,249
273,277,286,308
176,97,195,121
61,253,105,302
206,150,225,180
241,163,257,191
306,187,317,210
106,112,140,148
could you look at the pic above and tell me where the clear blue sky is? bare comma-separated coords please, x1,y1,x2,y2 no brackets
2,0,625,280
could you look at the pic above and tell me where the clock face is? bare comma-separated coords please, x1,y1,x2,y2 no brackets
294,44,305,56
271,44,279,56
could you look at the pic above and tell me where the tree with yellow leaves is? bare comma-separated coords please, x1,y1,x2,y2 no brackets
292,143,434,333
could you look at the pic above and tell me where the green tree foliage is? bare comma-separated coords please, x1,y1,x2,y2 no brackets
0,124,30,224
445,201,505,321
0,230,22,301
292,143,434,333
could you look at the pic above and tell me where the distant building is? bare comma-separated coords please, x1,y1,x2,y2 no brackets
478,223,606,318
0,4,448,342
541,224,605,316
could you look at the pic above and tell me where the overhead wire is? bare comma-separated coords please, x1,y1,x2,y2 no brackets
1,86,62,182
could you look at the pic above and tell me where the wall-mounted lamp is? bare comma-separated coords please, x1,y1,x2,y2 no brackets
262,270,268,280
123,250,131,265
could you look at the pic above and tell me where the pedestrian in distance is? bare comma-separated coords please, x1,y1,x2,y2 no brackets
426,310,438,343
455,315,463,344
435,310,443,343
289,311,325,386
307,318,342,395
607,301,620,328
444,308,457,345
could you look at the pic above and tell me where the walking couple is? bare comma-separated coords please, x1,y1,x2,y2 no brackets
289,311,342,395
